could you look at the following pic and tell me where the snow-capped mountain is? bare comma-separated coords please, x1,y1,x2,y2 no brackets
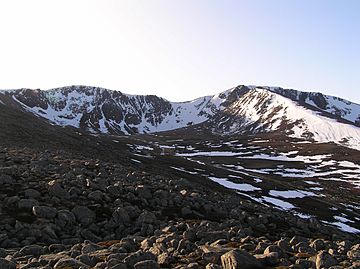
0,86,229,135
211,86,360,150
0,84,360,150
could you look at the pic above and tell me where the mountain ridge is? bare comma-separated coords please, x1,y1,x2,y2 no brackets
1,84,360,150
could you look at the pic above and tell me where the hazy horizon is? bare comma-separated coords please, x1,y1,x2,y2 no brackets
0,0,359,103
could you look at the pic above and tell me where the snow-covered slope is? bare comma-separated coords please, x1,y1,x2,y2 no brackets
212,88,360,150
0,86,229,135
269,87,360,126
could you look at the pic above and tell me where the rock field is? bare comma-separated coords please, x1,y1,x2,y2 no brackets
0,146,359,269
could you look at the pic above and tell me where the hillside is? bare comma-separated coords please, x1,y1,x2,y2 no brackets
0,85,359,268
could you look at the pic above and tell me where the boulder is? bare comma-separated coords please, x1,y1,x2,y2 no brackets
316,251,337,269
24,189,41,199
32,206,58,219
136,211,157,225
124,251,156,268
18,199,39,210
221,250,263,269
53,258,86,269
88,190,103,201
347,244,360,260
255,252,279,266
18,245,44,257
72,206,96,226
0,258,16,269
56,210,76,229
112,207,130,224
134,260,159,269
48,181,70,199
311,239,325,251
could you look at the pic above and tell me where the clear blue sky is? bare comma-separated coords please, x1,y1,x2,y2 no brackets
0,0,359,102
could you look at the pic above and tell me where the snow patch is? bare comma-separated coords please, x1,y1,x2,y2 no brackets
269,190,317,199
262,196,295,210
209,176,261,192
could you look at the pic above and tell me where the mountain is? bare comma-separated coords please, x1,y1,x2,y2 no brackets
209,86,360,150
0,86,226,135
1,85,360,150
0,84,360,268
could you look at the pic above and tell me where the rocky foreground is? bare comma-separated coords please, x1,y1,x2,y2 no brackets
0,146,359,269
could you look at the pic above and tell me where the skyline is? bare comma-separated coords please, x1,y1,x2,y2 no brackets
0,0,359,103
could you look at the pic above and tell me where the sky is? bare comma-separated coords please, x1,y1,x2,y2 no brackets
0,0,359,103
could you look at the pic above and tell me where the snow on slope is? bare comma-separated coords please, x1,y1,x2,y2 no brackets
12,89,91,128
7,86,230,135
216,88,360,150
129,96,214,133
269,87,360,125
318,95,360,123
272,92,360,149
144,90,233,132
